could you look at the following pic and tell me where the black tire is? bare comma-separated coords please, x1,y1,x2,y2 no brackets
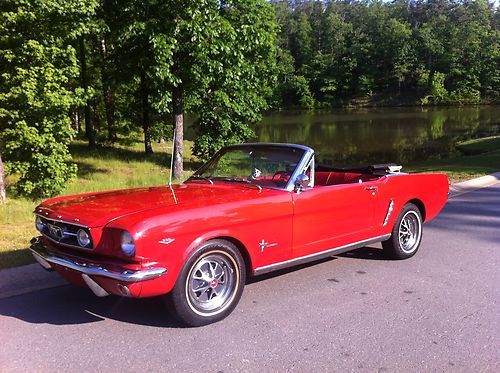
382,203,423,260
169,239,246,326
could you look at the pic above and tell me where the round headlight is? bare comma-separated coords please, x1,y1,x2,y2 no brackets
77,229,91,247
120,231,135,257
35,216,45,232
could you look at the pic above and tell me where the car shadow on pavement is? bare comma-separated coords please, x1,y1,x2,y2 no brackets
248,245,387,284
248,256,338,284
0,285,186,328
337,246,386,260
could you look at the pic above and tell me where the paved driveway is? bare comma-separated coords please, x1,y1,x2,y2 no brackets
1,183,499,372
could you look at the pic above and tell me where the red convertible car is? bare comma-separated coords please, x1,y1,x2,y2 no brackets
30,143,448,326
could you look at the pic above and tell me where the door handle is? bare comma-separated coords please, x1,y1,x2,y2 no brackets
365,186,378,191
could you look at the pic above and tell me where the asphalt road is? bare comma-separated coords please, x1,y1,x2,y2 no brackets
1,183,499,372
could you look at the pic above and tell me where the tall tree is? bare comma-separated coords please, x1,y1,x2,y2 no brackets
93,1,115,142
0,0,97,198
99,37,117,142
111,0,160,154
117,0,279,178
192,0,279,158
80,37,96,147
0,152,6,204
271,0,499,107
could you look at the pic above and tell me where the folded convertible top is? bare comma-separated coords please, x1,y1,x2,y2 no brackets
316,163,402,175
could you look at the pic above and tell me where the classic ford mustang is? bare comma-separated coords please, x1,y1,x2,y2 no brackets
30,143,448,326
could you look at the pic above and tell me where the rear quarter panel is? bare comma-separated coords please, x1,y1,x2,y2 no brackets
376,173,449,234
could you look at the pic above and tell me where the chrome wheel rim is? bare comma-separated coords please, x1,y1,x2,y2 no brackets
187,252,237,315
398,211,421,253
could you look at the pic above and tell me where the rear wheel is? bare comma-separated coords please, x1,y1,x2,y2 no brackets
169,239,245,326
382,203,423,260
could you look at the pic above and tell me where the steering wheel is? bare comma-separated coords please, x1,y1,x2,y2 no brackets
272,171,289,181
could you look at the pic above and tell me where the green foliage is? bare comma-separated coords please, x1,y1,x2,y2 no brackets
1,0,279,194
448,87,481,105
0,0,88,198
186,0,279,159
271,0,500,107
279,75,315,109
430,72,448,103
108,0,279,160
1,0,498,199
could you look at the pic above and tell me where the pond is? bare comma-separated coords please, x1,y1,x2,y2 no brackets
255,106,500,167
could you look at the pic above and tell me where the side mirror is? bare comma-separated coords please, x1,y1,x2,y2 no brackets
294,173,310,194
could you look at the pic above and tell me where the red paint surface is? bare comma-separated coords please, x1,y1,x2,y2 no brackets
35,172,449,298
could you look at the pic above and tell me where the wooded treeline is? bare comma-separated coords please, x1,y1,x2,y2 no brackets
0,0,278,200
272,0,499,109
0,0,498,201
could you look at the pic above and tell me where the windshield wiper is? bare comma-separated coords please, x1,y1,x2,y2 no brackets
221,178,262,191
221,177,251,184
189,175,214,185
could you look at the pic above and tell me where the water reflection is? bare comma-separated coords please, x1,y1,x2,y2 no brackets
255,107,500,166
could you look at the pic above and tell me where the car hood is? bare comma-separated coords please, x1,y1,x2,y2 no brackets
36,182,258,228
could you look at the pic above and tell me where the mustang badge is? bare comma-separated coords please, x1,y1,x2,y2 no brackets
259,239,278,252
48,223,64,240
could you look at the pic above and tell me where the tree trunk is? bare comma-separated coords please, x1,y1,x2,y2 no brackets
0,152,6,205
75,111,82,134
80,37,95,147
172,85,184,180
140,70,153,154
99,38,117,142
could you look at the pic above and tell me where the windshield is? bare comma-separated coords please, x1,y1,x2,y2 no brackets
189,145,306,189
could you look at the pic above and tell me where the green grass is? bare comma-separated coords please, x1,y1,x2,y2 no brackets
407,149,500,182
0,136,499,269
455,135,500,155
407,136,500,182
0,139,199,269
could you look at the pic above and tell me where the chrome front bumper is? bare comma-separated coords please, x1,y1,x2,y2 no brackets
29,236,167,283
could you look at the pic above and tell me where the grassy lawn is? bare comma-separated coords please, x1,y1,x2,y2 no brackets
0,136,498,269
407,137,500,183
0,138,198,269
455,135,500,155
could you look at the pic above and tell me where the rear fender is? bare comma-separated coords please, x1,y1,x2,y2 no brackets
379,173,449,229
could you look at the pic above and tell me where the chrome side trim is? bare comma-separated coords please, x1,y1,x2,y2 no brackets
253,234,391,276
187,143,314,193
286,148,315,192
35,214,89,229
30,237,167,283
382,199,395,226
159,238,175,245
225,142,314,153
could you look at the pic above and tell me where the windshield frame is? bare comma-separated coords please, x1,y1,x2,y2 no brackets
186,143,314,192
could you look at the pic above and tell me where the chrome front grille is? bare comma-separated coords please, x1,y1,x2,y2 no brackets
36,215,93,249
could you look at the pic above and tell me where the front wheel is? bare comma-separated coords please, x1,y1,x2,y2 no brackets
169,239,246,326
382,203,423,260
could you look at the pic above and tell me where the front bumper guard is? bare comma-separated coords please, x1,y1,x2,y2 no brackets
29,237,167,283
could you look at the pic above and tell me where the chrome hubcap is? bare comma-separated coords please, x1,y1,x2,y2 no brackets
398,211,421,253
187,253,236,313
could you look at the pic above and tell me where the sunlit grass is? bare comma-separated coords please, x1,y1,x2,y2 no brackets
455,135,500,155
0,197,37,268
407,144,500,183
